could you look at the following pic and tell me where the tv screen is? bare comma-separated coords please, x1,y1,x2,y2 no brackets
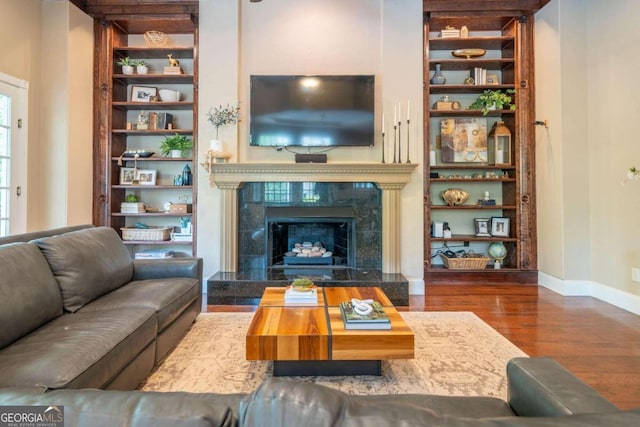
249,75,375,147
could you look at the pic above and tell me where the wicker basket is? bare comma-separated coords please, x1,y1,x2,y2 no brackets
144,31,168,47
441,255,489,270
121,227,171,241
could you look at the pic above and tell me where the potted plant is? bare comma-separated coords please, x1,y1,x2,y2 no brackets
134,59,149,75
207,103,240,141
116,57,135,75
159,133,193,158
469,89,516,115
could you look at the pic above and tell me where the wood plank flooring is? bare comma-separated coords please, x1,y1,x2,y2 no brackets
206,284,640,410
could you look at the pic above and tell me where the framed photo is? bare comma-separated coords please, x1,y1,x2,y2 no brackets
131,86,157,102
119,167,137,185
474,218,491,237
491,217,510,237
486,74,500,85
136,169,157,186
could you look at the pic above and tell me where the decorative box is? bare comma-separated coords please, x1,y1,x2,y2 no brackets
120,202,145,213
168,203,192,214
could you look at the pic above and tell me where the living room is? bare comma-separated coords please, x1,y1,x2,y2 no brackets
1,0,640,424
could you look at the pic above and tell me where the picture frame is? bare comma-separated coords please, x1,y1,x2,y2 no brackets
131,86,157,103
491,217,510,237
474,218,491,237
136,169,157,186
119,167,137,185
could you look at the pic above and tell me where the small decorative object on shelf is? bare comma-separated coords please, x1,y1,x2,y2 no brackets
440,25,460,38
144,31,168,47
488,121,512,165
440,118,488,163
134,60,149,75
441,188,469,206
460,25,469,38
474,218,491,237
181,164,192,186
478,190,496,206
441,253,489,270
490,217,510,237
164,54,182,75
451,48,486,59
430,63,446,85
488,242,507,269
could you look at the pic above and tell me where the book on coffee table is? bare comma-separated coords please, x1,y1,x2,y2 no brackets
284,287,318,304
339,301,391,330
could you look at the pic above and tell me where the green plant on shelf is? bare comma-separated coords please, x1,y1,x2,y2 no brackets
159,134,193,156
469,89,516,115
116,56,135,66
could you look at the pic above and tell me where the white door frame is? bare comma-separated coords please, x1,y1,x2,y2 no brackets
0,72,29,235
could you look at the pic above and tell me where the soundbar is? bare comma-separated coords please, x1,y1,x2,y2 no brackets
294,153,327,163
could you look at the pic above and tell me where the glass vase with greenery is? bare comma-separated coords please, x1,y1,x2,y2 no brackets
207,103,240,139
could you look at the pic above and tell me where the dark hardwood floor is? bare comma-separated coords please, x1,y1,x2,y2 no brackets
206,284,640,410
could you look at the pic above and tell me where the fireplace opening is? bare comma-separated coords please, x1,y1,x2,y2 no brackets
265,207,355,268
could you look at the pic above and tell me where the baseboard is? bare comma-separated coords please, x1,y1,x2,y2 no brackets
407,277,425,295
538,271,640,316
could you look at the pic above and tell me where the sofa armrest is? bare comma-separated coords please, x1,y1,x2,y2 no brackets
133,258,203,282
507,357,619,417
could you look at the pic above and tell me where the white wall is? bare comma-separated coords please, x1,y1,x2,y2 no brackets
536,0,640,311
0,0,93,231
198,0,424,289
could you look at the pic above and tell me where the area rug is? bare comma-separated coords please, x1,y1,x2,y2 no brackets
140,312,527,399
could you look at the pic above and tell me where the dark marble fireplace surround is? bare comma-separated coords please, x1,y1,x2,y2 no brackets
207,181,409,305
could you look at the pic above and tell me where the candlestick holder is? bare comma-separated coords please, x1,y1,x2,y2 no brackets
381,132,386,163
393,125,397,163
406,119,411,163
397,121,402,163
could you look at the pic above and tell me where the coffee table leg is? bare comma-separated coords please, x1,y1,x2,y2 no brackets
273,360,381,376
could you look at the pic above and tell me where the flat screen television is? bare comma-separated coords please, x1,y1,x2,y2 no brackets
249,75,375,147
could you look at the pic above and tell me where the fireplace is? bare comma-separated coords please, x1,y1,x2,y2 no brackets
238,182,380,271
265,207,356,268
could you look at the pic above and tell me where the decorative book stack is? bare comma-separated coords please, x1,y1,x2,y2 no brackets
339,300,391,330
284,286,318,304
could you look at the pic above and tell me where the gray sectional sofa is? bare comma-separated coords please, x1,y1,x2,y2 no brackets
0,225,202,390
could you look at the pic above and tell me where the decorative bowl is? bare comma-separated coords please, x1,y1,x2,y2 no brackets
451,48,486,59
144,31,168,47
441,188,469,206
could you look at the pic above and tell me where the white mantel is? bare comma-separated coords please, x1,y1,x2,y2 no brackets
203,162,418,274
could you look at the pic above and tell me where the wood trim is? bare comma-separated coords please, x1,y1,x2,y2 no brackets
423,0,548,13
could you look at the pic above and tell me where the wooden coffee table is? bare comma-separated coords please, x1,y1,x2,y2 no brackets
246,287,414,376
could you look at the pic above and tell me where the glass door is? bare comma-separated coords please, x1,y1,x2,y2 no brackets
0,73,28,237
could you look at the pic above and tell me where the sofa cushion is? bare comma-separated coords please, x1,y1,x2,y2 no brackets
0,243,63,348
0,388,244,427
79,277,199,331
0,307,156,389
34,227,133,312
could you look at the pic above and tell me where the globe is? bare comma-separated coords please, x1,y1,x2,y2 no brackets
488,242,507,261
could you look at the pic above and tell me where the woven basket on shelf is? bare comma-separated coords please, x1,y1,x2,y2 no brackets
121,227,171,241
144,31,168,47
441,255,489,270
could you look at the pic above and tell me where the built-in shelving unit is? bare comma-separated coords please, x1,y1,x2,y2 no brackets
93,13,199,257
423,4,538,284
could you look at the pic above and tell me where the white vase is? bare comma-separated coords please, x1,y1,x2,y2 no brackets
170,149,182,158
122,65,134,75
136,65,148,75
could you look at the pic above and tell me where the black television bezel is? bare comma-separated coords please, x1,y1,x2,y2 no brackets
249,74,375,148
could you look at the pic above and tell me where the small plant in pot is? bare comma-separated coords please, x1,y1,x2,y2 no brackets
116,57,135,75
160,134,193,158
469,89,516,116
133,59,149,75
